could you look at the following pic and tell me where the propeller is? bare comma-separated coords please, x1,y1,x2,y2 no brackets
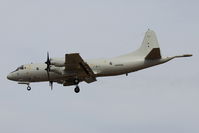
45,52,51,72
45,52,51,78
49,81,53,90
45,52,53,90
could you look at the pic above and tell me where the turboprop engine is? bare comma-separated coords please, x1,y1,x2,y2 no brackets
44,52,66,90
50,65,64,75
50,58,65,67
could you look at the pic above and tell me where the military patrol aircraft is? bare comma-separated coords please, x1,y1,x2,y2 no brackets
7,30,192,93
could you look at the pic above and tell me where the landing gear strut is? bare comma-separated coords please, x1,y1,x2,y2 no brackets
27,86,31,91
74,79,80,93
74,79,79,84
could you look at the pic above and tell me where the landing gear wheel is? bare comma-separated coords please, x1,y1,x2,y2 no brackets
74,86,80,93
27,86,31,91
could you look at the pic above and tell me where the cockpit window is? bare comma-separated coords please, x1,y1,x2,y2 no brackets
11,65,24,73
16,65,24,71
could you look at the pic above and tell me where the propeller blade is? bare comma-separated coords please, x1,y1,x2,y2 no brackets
46,70,50,80
49,81,53,90
45,52,51,80
45,52,53,90
45,52,51,71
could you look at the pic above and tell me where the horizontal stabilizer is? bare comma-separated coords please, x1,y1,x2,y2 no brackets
174,54,193,58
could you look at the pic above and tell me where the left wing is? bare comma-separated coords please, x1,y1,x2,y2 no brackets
64,53,96,83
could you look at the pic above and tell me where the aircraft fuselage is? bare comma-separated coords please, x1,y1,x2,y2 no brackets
7,57,173,83
7,30,192,93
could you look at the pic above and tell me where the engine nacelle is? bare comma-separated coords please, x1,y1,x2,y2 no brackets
50,66,64,75
50,58,65,67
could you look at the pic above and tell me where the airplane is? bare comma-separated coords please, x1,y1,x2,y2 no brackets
7,30,192,93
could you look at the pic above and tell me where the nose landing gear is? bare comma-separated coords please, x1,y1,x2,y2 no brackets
74,79,80,93
27,85,31,91
74,85,80,93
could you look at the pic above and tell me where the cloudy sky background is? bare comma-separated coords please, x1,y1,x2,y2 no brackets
0,0,198,133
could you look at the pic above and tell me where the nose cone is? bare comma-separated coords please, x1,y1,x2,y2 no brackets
7,73,14,81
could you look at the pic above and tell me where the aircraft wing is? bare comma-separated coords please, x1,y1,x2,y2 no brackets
64,53,96,83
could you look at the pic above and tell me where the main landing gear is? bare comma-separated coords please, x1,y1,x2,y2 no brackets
74,79,80,93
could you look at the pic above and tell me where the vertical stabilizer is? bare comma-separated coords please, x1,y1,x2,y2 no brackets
124,29,161,60
119,29,162,59
138,29,161,59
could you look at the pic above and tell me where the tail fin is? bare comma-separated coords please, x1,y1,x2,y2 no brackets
137,29,162,59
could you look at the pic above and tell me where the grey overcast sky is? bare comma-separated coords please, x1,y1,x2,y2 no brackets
0,0,198,133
